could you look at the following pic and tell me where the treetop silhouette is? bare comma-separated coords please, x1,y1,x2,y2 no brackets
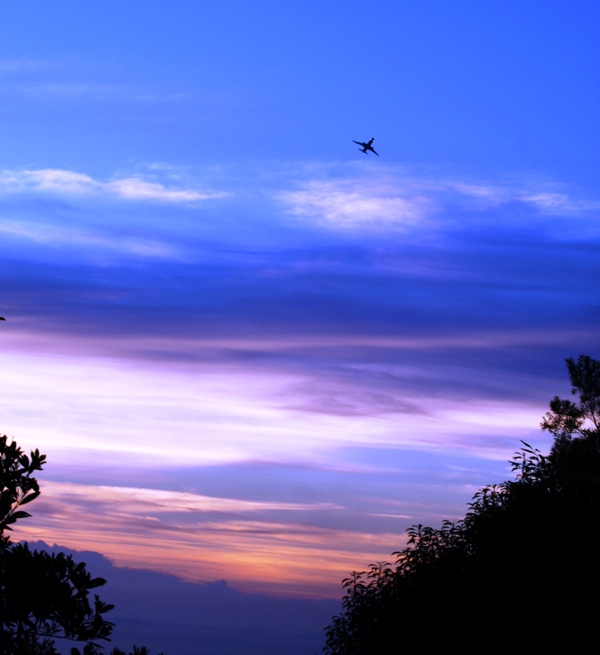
0,434,164,655
324,353,600,655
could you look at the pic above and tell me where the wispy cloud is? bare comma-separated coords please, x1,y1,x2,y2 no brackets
0,168,224,203
37,481,342,517
17,480,404,596
445,179,600,215
520,191,600,214
0,220,179,259
107,177,213,202
0,340,551,473
280,168,600,234
281,178,435,231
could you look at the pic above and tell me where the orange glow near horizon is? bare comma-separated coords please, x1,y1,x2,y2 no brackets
15,481,407,598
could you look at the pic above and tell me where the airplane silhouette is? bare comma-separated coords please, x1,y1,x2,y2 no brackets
353,137,379,156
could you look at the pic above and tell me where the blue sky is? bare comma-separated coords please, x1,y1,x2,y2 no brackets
1,0,599,651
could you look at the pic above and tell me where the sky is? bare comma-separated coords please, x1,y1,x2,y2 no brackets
1,0,599,651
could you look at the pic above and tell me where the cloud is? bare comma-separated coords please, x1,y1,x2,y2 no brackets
17,480,407,597
21,541,339,655
0,168,224,203
107,177,212,202
520,191,600,214
0,219,180,259
281,178,435,231
0,169,96,194
446,179,600,215
12,440,515,598
40,481,342,515
279,168,600,235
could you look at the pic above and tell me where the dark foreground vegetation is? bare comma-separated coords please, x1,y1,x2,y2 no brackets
324,354,600,655
0,435,163,655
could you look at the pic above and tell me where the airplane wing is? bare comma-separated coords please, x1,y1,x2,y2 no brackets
371,147,379,156
352,140,365,147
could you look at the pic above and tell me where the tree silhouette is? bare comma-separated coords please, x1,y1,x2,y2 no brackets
323,353,600,655
0,434,164,655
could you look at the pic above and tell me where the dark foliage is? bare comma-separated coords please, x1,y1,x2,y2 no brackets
324,354,600,655
0,434,164,655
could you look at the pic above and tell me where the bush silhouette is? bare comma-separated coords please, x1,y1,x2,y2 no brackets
324,354,600,655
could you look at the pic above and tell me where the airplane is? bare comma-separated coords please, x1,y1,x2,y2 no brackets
0,317,5,321
353,137,379,156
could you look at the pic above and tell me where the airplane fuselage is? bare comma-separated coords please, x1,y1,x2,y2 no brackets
353,138,379,156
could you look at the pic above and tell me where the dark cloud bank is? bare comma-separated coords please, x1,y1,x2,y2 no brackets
30,542,339,655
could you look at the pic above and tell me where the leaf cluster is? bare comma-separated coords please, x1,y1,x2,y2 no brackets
2,544,114,646
0,435,46,544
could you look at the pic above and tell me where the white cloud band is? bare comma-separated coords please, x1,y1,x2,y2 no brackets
0,167,224,203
